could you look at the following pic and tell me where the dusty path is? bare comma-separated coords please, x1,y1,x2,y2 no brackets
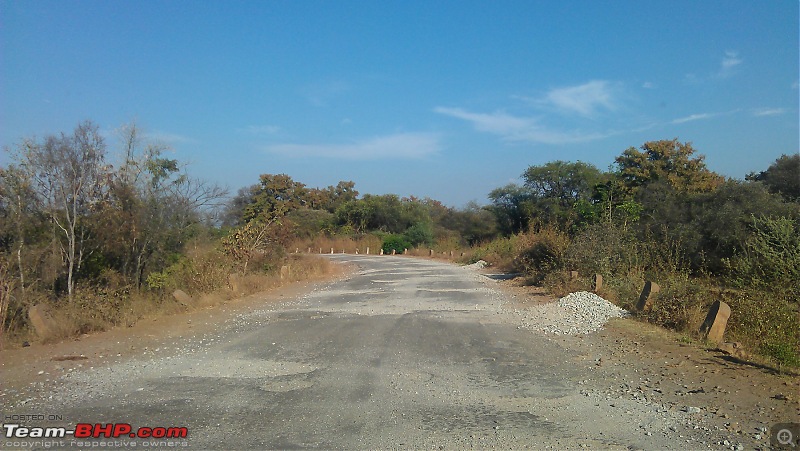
1,255,797,449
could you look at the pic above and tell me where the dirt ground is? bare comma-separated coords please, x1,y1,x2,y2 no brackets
1,262,797,448
498,280,800,447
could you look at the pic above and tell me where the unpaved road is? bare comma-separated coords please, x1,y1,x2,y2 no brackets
1,255,797,449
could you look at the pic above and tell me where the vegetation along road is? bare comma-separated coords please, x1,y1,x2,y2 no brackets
3,255,795,449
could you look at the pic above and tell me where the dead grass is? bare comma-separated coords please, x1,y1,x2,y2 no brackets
7,254,337,348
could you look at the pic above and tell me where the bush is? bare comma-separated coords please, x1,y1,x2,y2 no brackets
382,234,411,255
513,228,569,284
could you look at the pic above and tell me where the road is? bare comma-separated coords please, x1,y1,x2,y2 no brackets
5,255,792,449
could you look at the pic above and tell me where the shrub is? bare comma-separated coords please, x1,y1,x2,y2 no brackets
382,234,411,255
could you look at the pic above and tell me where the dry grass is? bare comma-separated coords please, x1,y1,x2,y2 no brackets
8,254,336,347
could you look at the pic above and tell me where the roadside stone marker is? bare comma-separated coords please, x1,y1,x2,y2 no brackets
392,249,396,255
570,271,579,280
280,265,291,280
700,300,731,344
366,247,370,255
228,273,240,293
429,249,434,256
28,304,55,339
594,274,603,292
330,248,334,254
636,281,660,311
380,248,384,255
172,289,192,306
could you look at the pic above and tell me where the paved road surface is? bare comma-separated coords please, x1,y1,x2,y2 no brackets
9,256,739,449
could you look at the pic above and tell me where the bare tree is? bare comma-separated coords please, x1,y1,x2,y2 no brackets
14,121,108,300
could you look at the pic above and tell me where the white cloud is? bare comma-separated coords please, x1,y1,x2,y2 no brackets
434,106,609,145
144,131,196,144
717,51,742,78
671,109,741,124
239,124,280,135
264,132,441,160
671,113,714,124
642,82,655,89
543,80,618,117
752,108,789,117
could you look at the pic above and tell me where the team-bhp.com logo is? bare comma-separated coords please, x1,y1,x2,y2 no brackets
4,422,188,439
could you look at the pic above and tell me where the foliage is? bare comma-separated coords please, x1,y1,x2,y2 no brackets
725,216,800,292
746,153,800,202
615,139,724,195
381,234,411,255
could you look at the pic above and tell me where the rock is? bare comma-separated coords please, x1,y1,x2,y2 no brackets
699,300,731,345
636,281,660,311
716,342,748,360
28,304,56,339
280,265,291,280
594,274,603,292
172,290,192,306
228,273,240,293
570,271,579,280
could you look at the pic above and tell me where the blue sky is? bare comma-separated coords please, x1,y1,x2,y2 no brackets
2,0,798,207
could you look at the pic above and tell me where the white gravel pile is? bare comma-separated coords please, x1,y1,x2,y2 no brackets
519,291,629,335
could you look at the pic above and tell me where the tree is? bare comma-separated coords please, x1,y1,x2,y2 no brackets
522,161,603,206
13,121,108,300
746,154,800,202
243,174,308,222
488,184,533,235
95,123,228,287
615,139,724,195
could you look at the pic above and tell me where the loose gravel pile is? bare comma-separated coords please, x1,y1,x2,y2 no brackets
519,291,629,335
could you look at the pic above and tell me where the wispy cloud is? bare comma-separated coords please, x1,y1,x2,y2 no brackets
671,113,715,124
239,124,280,135
144,131,196,144
543,80,618,117
433,107,610,144
719,50,743,76
642,81,656,89
752,107,789,117
301,80,349,107
263,132,441,160
671,109,741,124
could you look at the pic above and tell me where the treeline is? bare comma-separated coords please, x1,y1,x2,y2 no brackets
477,140,798,366
1,121,797,366
0,121,236,341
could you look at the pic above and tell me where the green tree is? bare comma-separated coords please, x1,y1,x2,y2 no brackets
243,174,308,222
746,154,800,202
488,184,533,235
615,139,724,195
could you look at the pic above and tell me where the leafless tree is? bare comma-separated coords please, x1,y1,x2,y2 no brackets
14,121,108,300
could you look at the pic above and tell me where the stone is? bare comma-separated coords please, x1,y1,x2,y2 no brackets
228,273,240,293
355,248,359,255
280,265,291,280
366,247,370,255
330,248,334,254
570,271,579,280
172,289,192,306
380,248,384,255
404,249,408,255
594,274,603,292
429,249,434,256
700,301,731,345
636,281,660,311
391,249,396,255
717,342,748,360
28,304,55,339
